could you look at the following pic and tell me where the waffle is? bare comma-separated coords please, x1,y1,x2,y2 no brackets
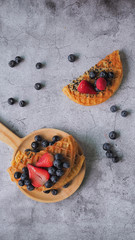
7,135,79,191
63,50,123,106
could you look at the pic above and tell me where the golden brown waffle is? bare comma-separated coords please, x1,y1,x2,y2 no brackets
7,135,79,191
63,50,123,106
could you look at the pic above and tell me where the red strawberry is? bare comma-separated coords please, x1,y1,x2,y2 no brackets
35,152,54,168
77,80,97,94
96,78,107,91
27,164,50,188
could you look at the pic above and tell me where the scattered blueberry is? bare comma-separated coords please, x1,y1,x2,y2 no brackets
24,179,31,186
63,162,70,168
50,175,59,183
49,141,55,146
41,139,49,148
45,180,53,188
54,154,63,161
19,100,26,107
100,71,107,78
112,156,119,163
48,166,56,175
53,159,62,168
56,169,64,177
52,135,61,142
18,180,24,186
34,135,42,142
89,71,96,79
27,184,35,191
36,62,42,69
21,173,28,181
110,105,118,113
34,83,42,90
43,190,50,194
106,151,114,158
68,54,76,62
51,189,58,195
95,87,100,92
22,167,28,174
15,56,22,64
14,172,21,179
9,60,16,68
103,143,111,151
109,131,117,140
121,110,128,117
63,182,70,188
8,98,15,105
31,141,39,150
108,72,114,79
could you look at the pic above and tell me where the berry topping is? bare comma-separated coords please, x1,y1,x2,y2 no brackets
63,182,70,188
108,72,114,79
53,159,62,168
103,143,111,151
21,172,28,181
51,189,58,195
36,62,42,69
9,60,16,68
109,131,117,140
31,141,39,150
49,141,55,146
106,151,113,158
41,139,49,148
56,169,64,177
14,172,21,179
34,83,42,90
15,56,22,64
18,180,24,186
112,156,119,163
24,179,31,186
121,110,128,117
27,184,35,191
34,135,42,142
52,135,61,142
68,54,76,62
22,167,28,174
45,180,53,188
78,80,97,94
19,100,26,107
63,162,70,168
100,71,107,78
89,71,96,79
54,154,63,161
50,175,59,183
96,78,107,91
43,190,50,194
110,105,118,112
36,153,54,168
27,164,50,188
48,166,56,175
8,98,15,105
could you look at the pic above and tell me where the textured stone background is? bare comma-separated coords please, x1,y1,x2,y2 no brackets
0,0,135,239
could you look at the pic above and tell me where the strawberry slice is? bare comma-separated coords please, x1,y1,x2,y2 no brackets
35,152,54,168
96,78,107,91
77,80,97,94
27,164,50,187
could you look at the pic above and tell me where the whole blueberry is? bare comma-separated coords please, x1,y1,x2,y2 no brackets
19,100,26,107
121,110,128,117
48,166,56,175
8,98,15,105
34,135,42,142
56,169,64,177
36,62,42,69
45,180,53,188
89,71,96,79
63,182,70,188
9,60,16,68
14,172,21,179
108,72,114,79
49,141,55,146
21,173,28,181
52,135,61,142
18,180,24,186
68,54,76,62
63,162,70,168
100,71,107,78
43,190,50,194
22,167,28,175
27,184,35,191
54,154,63,161
24,179,31,186
109,131,117,140
15,56,22,64
110,105,118,113
53,159,62,168
112,156,119,163
106,151,114,158
103,143,111,151
95,87,100,92
34,83,42,90
50,175,59,183
51,189,58,195
31,141,39,150
41,139,49,148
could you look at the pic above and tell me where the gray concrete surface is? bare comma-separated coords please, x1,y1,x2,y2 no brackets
0,0,135,239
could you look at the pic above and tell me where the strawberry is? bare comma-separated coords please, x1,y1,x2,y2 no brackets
96,78,107,91
35,152,54,168
77,80,97,94
27,164,50,188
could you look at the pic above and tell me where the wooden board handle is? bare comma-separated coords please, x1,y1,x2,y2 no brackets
0,123,22,150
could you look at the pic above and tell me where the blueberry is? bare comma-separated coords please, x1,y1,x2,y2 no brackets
19,100,26,107
14,172,21,179
45,180,53,188
68,54,76,62
108,72,114,79
34,83,42,90
54,154,63,161
36,62,42,69
34,135,42,142
9,60,16,68
27,184,35,191
50,175,59,183
43,190,50,194
63,182,70,188
53,159,62,168
56,169,64,177
94,87,100,92
24,179,31,186
48,166,56,175
31,141,39,150
100,71,107,78
15,56,22,64
63,162,70,168
18,180,24,186
103,143,111,151
112,156,119,163
51,189,58,195
110,105,118,112
41,139,49,148
109,131,117,140
49,141,55,146
106,151,114,158
52,135,61,142
89,71,96,79
22,167,28,174
21,173,28,181
8,98,15,105
121,110,128,117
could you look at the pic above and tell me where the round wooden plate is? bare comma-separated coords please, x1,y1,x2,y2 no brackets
0,123,86,203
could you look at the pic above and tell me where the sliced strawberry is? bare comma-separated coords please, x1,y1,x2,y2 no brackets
35,153,54,168
77,80,97,94
27,164,50,188
96,78,107,91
